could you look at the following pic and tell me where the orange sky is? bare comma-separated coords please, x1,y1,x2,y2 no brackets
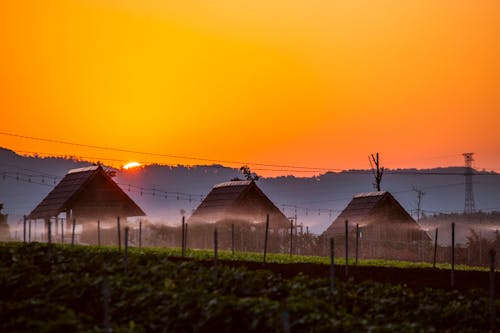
1,1,499,176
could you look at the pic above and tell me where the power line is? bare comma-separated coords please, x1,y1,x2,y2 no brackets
0,131,340,172
0,170,205,202
2,132,500,175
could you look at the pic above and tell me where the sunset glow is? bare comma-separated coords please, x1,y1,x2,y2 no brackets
123,162,141,170
1,1,499,175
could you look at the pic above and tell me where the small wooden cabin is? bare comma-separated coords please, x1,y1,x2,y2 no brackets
188,180,289,229
28,165,145,242
323,191,430,259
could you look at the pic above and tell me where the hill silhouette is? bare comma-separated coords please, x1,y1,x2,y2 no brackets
1,147,500,235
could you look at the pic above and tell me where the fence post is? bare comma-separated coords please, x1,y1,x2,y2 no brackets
47,218,52,260
263,214,270,263
181,216,185,257
345,219,349,277
214,228,218,279
102,276,111,333
71,218,76,247
289,219,293,257
451,222,455,288
124,227,129,274
355,224,359,265
184,223,188,253
28,219,32,242
97,220,101,247
231,223,235,256
490,249,496,332
139,219,142,249
496,230,500,268
433,228,438,268
116,216,122,251
60,218,63,244
23,215,27,243
330,238,335,292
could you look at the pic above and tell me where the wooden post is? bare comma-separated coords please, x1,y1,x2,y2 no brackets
355,224,359,265
451,222,455,288
139,219,142,249
71,218,76,247
330,238,335,292
263,214,270,263
28,219,32,242
433,228,438,268
117,216,121,252
47,218,52,245
490,249,496,332
97,220,101,246
345,219,349,277
184,223,188,253
231,223,235,255
60,218,63,244
47,218,52,261
181,216,185,257
214,228,218,279
289,219,293,257
23,215,26,243
496,230,500,268
124,227,129,274
102,276,111,333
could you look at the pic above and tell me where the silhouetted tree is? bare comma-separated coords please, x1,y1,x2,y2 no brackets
240,165,259,181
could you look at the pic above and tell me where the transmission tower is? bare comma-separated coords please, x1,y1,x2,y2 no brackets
463,152,476,214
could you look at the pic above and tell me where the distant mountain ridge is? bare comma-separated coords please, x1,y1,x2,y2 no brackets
1,147,500,234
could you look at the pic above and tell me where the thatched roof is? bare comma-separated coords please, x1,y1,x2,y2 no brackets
188,180,289,228
324,191,429,239
28,165,145,219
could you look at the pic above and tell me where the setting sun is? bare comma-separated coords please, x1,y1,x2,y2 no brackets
123,161,141,170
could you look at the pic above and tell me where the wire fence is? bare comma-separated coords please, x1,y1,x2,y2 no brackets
4,215,500,269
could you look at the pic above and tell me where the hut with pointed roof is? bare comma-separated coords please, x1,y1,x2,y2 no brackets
188,180,289,229
323,191,430,259
29,165,145,243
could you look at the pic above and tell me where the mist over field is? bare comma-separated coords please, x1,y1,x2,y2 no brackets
2,147,500,242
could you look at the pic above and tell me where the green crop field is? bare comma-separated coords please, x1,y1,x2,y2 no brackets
0,242,497,332
118,244,489,272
